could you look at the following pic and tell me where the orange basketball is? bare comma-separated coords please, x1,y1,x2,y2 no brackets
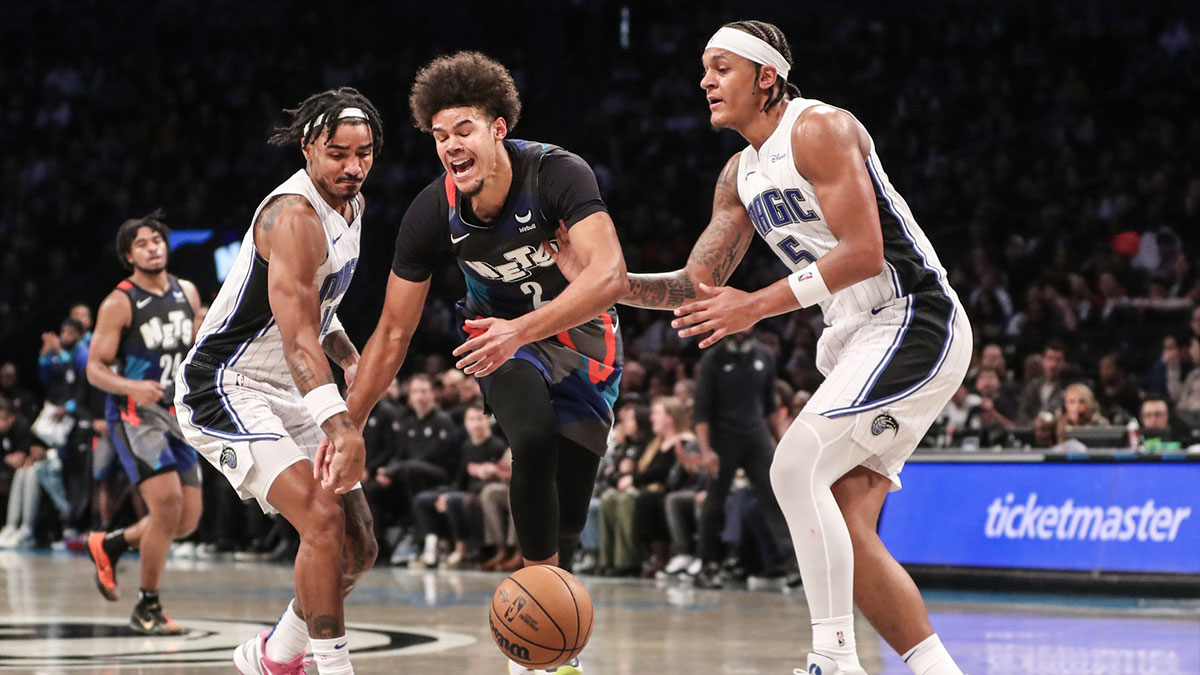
489,564,594,669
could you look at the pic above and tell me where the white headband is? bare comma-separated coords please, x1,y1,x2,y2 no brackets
705,27,790,81
303,107,369,136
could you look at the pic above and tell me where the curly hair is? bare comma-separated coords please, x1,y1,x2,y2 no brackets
409,51,522,133
115,208,170,271
268,86,383,152
722,20,801,112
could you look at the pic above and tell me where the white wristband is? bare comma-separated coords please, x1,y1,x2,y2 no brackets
303,383,348,427
787,264,833,308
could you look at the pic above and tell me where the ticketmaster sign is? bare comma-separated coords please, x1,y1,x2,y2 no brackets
877,461,1200,574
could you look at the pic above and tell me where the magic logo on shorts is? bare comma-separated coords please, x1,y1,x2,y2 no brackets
220,446,237,469
870,413,900,436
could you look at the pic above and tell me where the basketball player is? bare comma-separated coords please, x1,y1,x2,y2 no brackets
329,52,627,675
174,88,380,675
555,20,970,675
85,210,203,634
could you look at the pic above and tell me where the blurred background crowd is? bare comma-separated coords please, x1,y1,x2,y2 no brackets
1,0,1196,583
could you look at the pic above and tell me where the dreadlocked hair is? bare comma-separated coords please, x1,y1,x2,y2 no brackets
115,208,170,271
268,86,384,152
723,20,801,112
409,51,522,133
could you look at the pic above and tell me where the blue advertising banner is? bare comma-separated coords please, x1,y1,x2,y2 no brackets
878,461,1200,574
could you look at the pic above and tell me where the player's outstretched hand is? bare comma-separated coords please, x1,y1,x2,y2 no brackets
453,317,522,377
544,220,583,282
319,428,365,495
672,283,758,349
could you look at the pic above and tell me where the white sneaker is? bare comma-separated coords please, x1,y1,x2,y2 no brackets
685,557,703,577
664,554,695,575
797,652,868,675
0,527,18,548
233,629,310,674
420,534,439,567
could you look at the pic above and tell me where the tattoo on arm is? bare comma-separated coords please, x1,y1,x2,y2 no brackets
688,157,752,286
625,271,698,309
287,356,334,394
322,331,358,367
255,194,306,232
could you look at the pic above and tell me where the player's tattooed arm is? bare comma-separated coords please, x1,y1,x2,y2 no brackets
321,330,359,371
255,194,306,233
622,153,753,310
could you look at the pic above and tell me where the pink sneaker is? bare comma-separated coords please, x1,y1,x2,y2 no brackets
233,629,311,674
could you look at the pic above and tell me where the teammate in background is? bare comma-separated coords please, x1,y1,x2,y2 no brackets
175,88,380,675
332,52,627,675
555,20,970,675
85,210,204,634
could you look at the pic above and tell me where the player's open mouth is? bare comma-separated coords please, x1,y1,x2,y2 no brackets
451,158,475,177
707,97,723,110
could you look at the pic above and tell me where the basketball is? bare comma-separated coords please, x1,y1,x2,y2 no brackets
489,565,594,669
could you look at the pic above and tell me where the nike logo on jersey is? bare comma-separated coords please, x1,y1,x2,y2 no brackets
870,306,885,315
332,233,344,245
136,297,152,309
515,210,532,224
451,232,471,244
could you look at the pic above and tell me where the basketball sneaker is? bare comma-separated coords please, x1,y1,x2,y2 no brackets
508,657,583,674
129,599,184,636
796,652,868,675
233,629,311,674
86,532,120,601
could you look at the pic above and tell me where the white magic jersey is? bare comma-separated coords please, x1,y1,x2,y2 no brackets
735,97,959,327
184,169,361,391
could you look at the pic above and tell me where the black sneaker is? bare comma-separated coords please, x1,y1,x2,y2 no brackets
129,601,184,635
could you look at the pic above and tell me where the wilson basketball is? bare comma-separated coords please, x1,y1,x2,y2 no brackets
489,564,594,669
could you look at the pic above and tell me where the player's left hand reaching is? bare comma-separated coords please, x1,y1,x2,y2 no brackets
672,283,759,348
453,317,523,377
314,424,365,494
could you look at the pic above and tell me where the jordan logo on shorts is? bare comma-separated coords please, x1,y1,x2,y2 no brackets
220,446,237,469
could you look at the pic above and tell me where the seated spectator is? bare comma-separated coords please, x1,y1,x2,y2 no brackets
1144,334,1190,401
660,436,712,578
1032,411,1058,449
1140,396,1180,447
477,450,520,572
1017,340,1069,424
1094,354,1143,424
0,399,71,547
412,402,507,569
0,363,37,421
599,396,684,577
1056,383,1111,443
964,368,1016,443
1178,337,1200,414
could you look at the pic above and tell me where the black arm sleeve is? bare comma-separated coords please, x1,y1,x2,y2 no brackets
538,150,607,228
392,179,452,282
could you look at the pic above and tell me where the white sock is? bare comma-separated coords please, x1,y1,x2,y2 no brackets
264,600,309,663
310,635,353,675
812,614,861,669
903,634,963,675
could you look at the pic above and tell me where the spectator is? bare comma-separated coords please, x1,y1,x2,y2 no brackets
964,368,1016,443
1144,334,1190,401
33,317,87,447
1177,337,1200,414
477,450,520,572
0,399,70,547
1056,383,1111,443
0,363,37,421
411,402,507,569
1095,354,1144,424
1140,396,1177,446
1017,340,1069,424
364,374,460,566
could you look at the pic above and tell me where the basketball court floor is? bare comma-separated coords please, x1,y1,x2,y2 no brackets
2,550,1196,674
